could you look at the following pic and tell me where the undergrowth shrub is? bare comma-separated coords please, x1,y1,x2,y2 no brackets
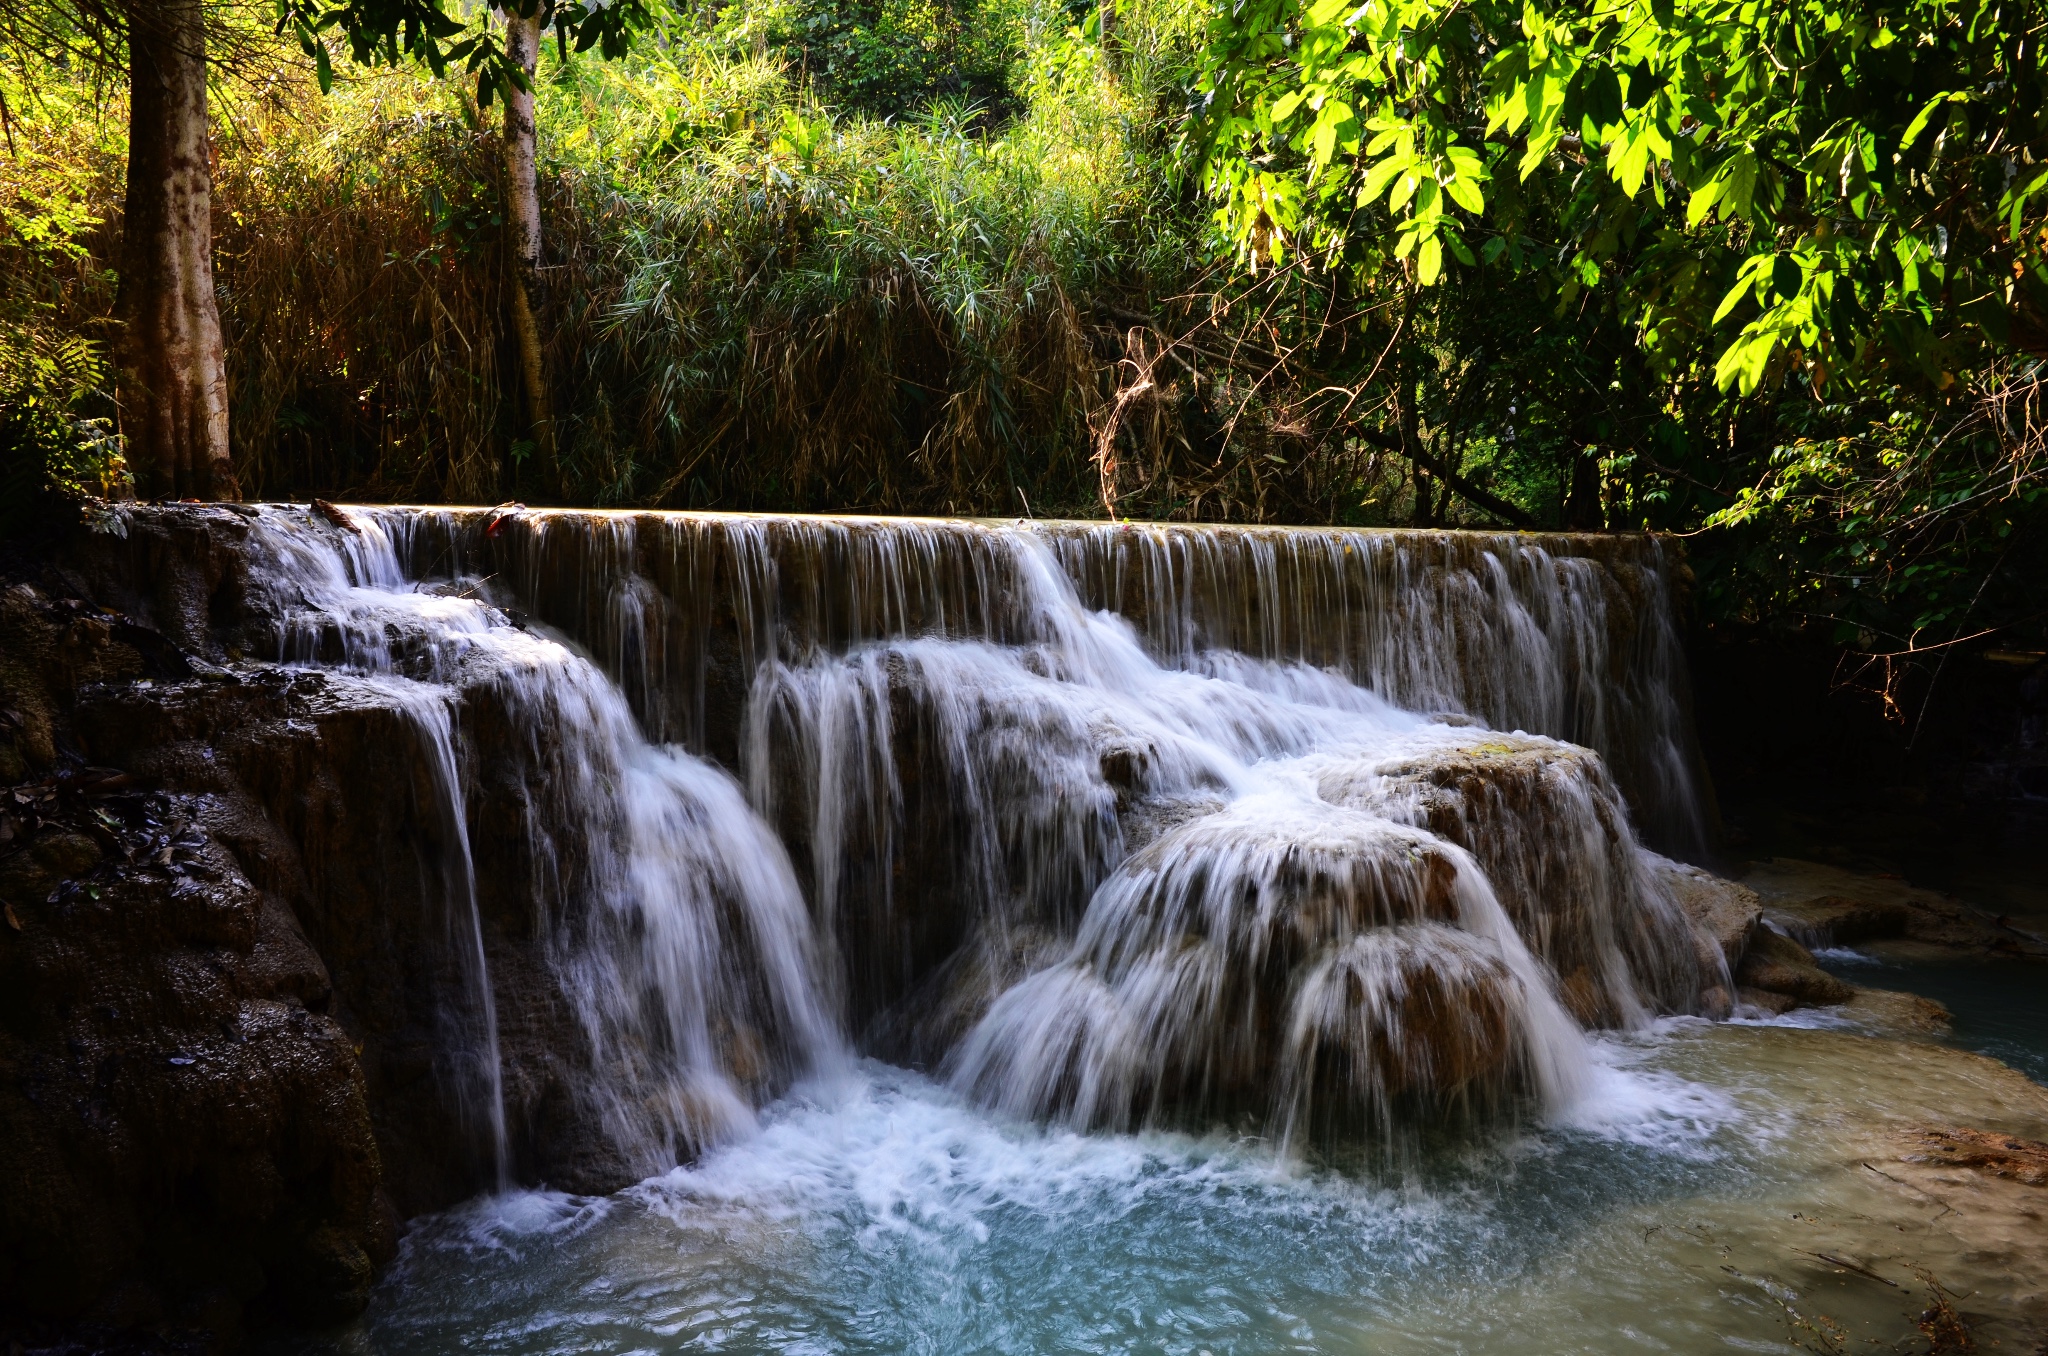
0,77,127,538
0,0,1450,525
198,4,1223,514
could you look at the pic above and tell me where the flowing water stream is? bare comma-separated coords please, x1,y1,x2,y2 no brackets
292,1028,2048,1355
233,506,2047,1353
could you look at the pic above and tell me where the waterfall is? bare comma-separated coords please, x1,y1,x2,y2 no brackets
241,511,846,1182
227,504,1718,1172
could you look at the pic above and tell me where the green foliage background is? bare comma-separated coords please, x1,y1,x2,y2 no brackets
0,0,2043,678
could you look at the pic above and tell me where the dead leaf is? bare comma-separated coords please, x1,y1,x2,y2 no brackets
312,499,362,534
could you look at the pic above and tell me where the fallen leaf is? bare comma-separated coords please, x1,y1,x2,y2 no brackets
4,903,20,931
312,498,362,533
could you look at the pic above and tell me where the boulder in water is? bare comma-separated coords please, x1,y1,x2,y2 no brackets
1644,856,1759,1018
1735,928,1855,1006
1317,733,1707,1026
947,798,1588,1149
1744,857,2047,959
1648,857,1760,967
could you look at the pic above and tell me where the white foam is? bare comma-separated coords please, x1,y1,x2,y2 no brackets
401,1188,616,1262
1811,945,1887,966
1553,1032,1748,1157
628,1065,1441,1257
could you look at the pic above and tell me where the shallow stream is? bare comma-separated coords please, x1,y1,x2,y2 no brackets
290,1010,2048,1355
1818,946,2048,1087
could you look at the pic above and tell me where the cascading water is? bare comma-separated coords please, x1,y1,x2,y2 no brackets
229,503,1721,1176
175,506,2048,1356
242,512,845,1182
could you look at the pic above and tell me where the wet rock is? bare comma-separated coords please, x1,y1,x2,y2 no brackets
1899,1127,2048,1186
1736,986,1800,1016
1841,986,1952,1037
1734,928,1855,1006
1319,733,1707,1024
1744,857,2046,960
1772,894,1915,946
948,801,1555,1147
1116,791,1226,855
1648,856,1761,968
0,806,388,1334
1645,855,1757,1015
0,564,393,1338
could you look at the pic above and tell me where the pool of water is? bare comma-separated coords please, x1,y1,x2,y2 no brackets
1816,947,2048,1085
283,1019,2048,1356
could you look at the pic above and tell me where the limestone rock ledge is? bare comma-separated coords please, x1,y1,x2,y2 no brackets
0,511,636,1344
1643,857,1952,1026
1,581,388,1340
1744,857,2048,960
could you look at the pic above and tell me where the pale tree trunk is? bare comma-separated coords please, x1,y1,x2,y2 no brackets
501,11,553,473
116,0,238,501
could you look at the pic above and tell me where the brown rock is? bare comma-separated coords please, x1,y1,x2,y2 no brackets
1840,986,1952,1036
1736,986,1799,1015
0,563,392,1336
1899,1126,2048,1186
1734,928,1855,1005
1647,854,1760,970
1743,858,2046,960
1319,735,1707,1024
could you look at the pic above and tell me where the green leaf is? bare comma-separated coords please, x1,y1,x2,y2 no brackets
1719,151,1758,219
1712,274,1754,325
1487,80,1530,136
1417,234,1443,284
1389,171,1420,213
1771,253,1802,299
1361,153,1408,204
1685,176,1724,227
1616,127,1653,196
1446,172,1485,214
1899,92,1962,152
1311,113,1339,165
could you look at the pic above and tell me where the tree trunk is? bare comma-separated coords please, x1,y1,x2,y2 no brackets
115,0,237,501
1099,0,1121,72
501,11,553,477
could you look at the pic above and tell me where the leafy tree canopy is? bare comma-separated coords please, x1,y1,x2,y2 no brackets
1196,0,2048,395
275,0,656,102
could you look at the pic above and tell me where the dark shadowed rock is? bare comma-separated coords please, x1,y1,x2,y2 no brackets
1744,857,2046,959
0,518,647,1343
1735,928,1855,1006
0,576,391,1338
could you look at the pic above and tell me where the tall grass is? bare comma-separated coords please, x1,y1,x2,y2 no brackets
213,4,1213,514
0,0,1437,523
